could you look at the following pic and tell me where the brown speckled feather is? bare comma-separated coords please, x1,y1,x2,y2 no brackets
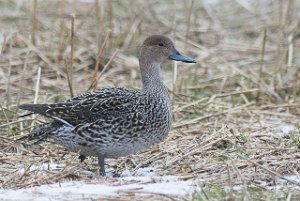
19,88,138,126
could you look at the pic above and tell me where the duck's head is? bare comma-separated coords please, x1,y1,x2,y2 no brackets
140,35,196,64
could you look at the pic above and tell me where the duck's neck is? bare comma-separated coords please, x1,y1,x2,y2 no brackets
139,60,165,92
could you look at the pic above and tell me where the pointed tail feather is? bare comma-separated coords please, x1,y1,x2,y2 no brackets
17,124,50,144
19,104,74,127
18,104,50,116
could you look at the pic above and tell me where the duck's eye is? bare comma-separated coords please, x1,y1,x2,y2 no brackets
158,43,164,47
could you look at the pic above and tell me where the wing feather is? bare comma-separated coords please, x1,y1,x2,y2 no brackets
19,87,138,126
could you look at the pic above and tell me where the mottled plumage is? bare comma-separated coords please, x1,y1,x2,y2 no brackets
19,35,196,176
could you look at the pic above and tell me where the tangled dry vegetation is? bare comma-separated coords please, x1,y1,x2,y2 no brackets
1,0,300,200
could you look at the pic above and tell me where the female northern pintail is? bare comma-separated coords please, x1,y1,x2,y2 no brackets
19,35,196,176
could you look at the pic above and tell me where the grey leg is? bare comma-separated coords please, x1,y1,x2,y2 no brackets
98,153,106,176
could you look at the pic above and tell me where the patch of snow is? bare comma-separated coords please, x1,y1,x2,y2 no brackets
120,167,155,177
120,169,132,177
276,175,300,184
0,174,201,201
274,124,299,137
135,167,155,176
2,165,204,200
3,168,300,201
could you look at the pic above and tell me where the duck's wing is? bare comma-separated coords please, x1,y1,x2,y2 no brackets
74,109,146,146
19,88,139,126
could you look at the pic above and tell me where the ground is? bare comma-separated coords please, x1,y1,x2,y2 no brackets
1,0,300,200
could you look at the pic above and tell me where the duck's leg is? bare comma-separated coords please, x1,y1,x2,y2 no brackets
98,153,106,176
78,155,86,162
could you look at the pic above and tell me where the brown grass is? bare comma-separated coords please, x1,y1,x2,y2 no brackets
1,0,300,200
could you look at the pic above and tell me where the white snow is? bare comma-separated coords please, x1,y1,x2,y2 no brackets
0,179,200,201
121,167,155,177
3,162,300,201
276,175,300,185
0,168,202,201
274,124,299,137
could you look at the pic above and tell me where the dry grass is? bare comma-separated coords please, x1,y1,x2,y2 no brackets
1,0,300,200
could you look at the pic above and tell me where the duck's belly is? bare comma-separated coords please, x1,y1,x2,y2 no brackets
53,134,167,158
99,130,169,158
51,126,170,159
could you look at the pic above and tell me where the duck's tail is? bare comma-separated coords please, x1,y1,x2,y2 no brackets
18,124,51,145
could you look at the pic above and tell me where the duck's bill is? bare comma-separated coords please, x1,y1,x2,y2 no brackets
169,49,196,63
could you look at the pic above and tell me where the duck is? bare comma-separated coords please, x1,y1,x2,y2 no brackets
19,35,196,176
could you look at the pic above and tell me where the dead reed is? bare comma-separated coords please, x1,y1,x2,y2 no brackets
0,0,300,200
